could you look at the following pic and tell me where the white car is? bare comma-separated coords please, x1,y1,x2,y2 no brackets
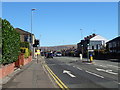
55,52,62,57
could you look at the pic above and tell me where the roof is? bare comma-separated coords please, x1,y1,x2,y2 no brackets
107,36,120,43
15,28,34,35
90,35,108,42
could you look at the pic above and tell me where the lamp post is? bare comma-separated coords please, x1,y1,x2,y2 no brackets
31,8,36,44
31,8,36,57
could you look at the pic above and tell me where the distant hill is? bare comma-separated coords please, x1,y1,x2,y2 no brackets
40,45,77,51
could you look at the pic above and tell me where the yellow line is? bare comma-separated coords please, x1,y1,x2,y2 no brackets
45,64,69,90
45,65,65,90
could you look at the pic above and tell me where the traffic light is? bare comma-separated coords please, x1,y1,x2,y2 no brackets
81,40,84,45
33,39,39,47
86,39,90,44
35,39,39,45
36,40,39,45
33,44,37,47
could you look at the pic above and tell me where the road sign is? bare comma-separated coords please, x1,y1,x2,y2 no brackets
37,50,40,55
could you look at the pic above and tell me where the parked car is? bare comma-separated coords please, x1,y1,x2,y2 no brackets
55,52,62,57
45,52,53,58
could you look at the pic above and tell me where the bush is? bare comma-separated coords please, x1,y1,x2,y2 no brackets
0,18,2,62
1,19,20,65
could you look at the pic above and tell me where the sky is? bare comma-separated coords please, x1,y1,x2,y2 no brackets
2,2,118,46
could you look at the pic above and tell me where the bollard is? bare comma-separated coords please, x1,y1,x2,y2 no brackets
79,54,82,60
90,54,93,62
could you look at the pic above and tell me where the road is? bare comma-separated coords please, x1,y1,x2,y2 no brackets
45,56,119,89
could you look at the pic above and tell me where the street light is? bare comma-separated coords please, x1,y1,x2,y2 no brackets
31,8,36,44
31,8,36,57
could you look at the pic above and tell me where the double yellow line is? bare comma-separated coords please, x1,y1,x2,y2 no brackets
44,64,69,90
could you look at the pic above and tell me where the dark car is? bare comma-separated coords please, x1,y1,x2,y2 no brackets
45,52,53,58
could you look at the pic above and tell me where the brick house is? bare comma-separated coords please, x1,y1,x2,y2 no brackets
15,28,35,45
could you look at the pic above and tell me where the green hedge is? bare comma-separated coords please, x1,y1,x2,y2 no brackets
0,18,2,62
1,19,20,65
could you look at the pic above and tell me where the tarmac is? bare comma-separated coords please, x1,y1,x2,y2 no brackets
1,56,58,89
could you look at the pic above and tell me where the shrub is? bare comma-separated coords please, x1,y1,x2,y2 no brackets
1,19,20,65
0,18,2,62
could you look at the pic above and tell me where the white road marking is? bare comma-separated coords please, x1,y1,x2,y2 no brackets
94,63,118,68
94,64,107,67
107,64,118,68
106,71,118,75
85,70,104,78
73,66,76,68
113,81,120,85
96,68,106,72
77,67,82,70
63,70,76,78
99,65,107,67
86,63,92,64
96,68,118,75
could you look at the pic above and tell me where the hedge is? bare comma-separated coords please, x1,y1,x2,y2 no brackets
1,19,20,65
0,18,2,62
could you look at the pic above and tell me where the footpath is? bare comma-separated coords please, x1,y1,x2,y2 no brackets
1,56,58,89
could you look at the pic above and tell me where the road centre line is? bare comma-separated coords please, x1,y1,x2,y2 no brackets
76,67,82,70
44,64,69,90
96,68,118,75
113,81,120,85
73,66,76,68
99,65,107,67
107,64,118,68
94,64,107,67
85,70,104,78
72,66,83,71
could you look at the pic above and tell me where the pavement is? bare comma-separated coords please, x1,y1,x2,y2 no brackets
1,56,58,89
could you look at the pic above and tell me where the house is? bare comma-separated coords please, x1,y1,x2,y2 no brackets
77,33,108,56
106,36,120,53
15,28,35,45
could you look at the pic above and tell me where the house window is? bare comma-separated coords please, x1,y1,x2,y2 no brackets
24,35,28,42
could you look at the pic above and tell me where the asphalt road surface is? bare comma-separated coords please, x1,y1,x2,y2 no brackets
45,56,120,89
